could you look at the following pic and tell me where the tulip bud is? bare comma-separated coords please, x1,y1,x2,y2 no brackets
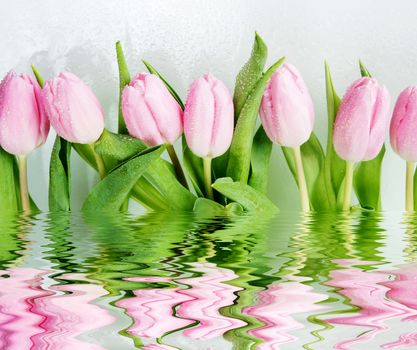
122,73,183,146
0,71,49,155
390,86,417,162
183,73,234,158
42,72,105,144
333,77,391,162
259,63,314,147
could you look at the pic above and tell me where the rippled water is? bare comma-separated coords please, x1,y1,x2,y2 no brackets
0,211,416,349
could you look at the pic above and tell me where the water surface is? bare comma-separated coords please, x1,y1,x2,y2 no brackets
0,211,416,349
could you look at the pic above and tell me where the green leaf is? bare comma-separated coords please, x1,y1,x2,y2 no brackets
213,33,268,184
193,197,226,216
0,147,19,211
282,133,336,211
82,146,164,211
94,129,195,210
49,136,71,211
31,64,44,86
233,32,268,121
359,60,372,77
116,41,130,134
248,125,272,194
94,129,147,170
212,177,278,214
145,159,196,210
226,56,285,184
182,139,205,197
354,145,385,210
143,60,184,109
324,62,344,198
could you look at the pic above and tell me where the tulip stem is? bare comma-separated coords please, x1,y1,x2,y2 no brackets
406,161,415,212
203,157,214,200
18,155,30,212
292,147,310,212
342,161,355,211
166,144,189,189
89,143,106,179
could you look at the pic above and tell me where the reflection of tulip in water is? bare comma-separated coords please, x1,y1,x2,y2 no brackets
326,260,417,349
176,262,246,339
116,263,245,342
0,268,49,350
116,286,194,338
243,279,328,349
32,275,114,349
0,269,114,350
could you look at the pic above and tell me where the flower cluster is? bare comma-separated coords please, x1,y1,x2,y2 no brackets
0,33,416,213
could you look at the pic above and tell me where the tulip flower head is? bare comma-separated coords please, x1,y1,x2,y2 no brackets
390,86,417,162
333,77,391,162
184,73,234,159
42,72,105,144
122,73,183,146
259,63,315,148
0,71,49,155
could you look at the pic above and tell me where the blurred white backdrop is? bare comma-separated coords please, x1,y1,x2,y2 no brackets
1,0,416,211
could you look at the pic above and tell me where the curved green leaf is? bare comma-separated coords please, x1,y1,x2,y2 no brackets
226,56,285,184
233,32,267,121
248,125,272,194
354,145,385,210
142,60,184,109
49,136,71,211
0,147,19,211
324,62,344,198
82,146,164,211
116,41,130,134
212,177,278,214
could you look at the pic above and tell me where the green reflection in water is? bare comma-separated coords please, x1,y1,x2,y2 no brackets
0,210,412,349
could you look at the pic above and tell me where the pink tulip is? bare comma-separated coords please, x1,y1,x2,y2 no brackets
390,86,417,162
122,73,183,146
259,63,314,147
184,73,234,158
0,71,49,155
333,77,391,162
42,72,104,144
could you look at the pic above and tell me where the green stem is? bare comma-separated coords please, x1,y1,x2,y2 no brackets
18,155,30,212
89,143,106,179
292,146,310,212
166,144,189,189
406,161,415,212
203,157,214,200
342,161,355,211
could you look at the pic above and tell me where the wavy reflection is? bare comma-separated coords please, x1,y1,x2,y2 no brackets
1,211,417,349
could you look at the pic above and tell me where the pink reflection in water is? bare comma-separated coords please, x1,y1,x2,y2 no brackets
117,262,245,343
176,262,246,339
0,268,49,350
244,278,328,349
326,260,417,349
0,269,114,350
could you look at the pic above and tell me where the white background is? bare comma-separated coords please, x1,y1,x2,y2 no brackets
1,0,416,211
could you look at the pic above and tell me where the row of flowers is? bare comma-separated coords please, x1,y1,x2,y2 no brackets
0,33,416,212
